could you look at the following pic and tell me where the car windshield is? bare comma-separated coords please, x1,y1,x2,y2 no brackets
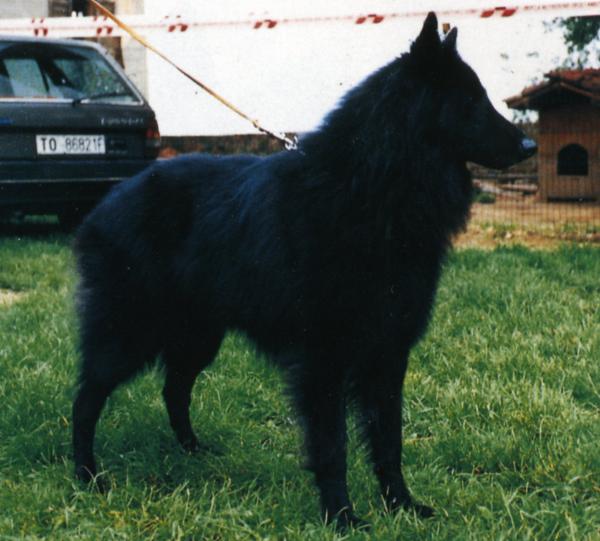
0,42,140,104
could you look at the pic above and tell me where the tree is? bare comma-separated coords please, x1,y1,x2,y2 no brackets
557,16,600,66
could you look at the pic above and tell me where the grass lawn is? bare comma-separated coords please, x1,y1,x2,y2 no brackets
0,234,598,540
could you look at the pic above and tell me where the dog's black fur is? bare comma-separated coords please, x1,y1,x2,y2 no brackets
72,13,535,528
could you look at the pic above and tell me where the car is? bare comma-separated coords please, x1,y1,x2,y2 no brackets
0,35,160,227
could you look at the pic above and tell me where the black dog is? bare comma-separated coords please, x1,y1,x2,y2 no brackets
72,13,535,528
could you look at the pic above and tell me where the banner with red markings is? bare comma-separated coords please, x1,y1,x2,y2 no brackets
0,2,598,39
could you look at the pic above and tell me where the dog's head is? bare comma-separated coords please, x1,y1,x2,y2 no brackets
409,12,536,169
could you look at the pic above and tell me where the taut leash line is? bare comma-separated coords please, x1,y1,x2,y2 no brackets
88,0,298,150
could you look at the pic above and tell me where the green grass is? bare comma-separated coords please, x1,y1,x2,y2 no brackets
0,235,599,540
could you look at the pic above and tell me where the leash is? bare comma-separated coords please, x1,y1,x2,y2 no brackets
88,0,299,151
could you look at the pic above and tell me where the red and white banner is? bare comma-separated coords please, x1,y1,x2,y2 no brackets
2,2,591,135
0,2,598,39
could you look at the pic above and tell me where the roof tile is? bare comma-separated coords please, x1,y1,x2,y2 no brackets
506,68,600,109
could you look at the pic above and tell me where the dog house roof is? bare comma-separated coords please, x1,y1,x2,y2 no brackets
505,68,600,110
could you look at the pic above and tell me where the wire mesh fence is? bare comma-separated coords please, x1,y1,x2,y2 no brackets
466,192,600,246
466,120,600,246
161,134,600,247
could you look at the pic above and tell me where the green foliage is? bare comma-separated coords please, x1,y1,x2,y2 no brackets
556,16,600,66
0,236,599,539
474,192,496,205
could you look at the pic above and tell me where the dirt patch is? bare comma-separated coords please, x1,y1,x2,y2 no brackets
470,195,600,226
0,289,26,307
454,196,600,249
456,225,581,250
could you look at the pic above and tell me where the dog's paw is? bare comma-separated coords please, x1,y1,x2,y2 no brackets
75,465,107,493
409,502,435,518
75,463,97,483
326,508,370,532
385,495,434,518
179,435,202,453
333,511,370,532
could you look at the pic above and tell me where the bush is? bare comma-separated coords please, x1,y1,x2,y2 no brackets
475,191,496,204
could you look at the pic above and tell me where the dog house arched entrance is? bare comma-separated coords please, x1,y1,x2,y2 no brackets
557,144,588,176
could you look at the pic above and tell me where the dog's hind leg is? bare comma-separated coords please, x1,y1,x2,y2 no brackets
73,338,157,486
356,354,434,518
290,364,368,530
73,377,113,485
161,327,224,452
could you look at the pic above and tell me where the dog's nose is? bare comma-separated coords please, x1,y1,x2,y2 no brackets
520,138,537,158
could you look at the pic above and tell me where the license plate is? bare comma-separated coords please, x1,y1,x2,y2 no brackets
36,135,106,155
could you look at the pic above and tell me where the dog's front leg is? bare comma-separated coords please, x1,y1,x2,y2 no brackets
291,368,367,530
357,355,434,518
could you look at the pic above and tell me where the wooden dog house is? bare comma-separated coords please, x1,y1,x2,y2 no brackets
506,69,600,201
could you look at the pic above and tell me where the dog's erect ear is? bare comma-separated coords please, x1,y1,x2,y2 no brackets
411,12,441,59
420,11,438,38
443,27,458,51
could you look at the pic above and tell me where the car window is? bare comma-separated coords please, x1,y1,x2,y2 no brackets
0,42,140,104
4,58,47,98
